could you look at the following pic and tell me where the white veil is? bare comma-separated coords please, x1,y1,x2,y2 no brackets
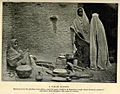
90,13,111,69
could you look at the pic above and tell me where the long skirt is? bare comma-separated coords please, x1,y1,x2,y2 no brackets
74,34,90,68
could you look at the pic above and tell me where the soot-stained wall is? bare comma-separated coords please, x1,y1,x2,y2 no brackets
3,2,77,62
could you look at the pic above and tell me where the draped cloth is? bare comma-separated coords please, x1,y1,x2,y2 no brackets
71,8,90,44
70,8,90,67
6,39,31,69
90,13,111,70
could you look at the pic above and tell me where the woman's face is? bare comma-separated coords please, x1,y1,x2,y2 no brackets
13,40,18,48
77,8,83,17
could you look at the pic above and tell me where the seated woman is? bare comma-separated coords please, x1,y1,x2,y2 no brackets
6,39,35,70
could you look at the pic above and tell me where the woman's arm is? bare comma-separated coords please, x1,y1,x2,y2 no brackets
70,27,77,53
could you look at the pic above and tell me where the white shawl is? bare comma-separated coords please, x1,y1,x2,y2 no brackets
71,7,90,43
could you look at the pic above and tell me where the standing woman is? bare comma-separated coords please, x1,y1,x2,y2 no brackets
70,7,90,68
90,13,111,70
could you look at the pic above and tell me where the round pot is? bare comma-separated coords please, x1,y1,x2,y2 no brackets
16,65,32,79
35,72,43,81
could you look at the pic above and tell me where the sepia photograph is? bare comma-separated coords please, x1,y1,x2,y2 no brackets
2,2,118,83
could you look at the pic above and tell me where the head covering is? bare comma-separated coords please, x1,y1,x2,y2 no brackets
71,7,90,43
7,39,18,49
10,39,17,43
90,13,111,69
7,39,19,58
10,39,18,46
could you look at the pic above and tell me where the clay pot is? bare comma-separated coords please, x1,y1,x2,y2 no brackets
16,64,32,79
35,71,43,81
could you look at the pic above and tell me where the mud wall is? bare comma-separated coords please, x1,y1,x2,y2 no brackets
3,2,77,62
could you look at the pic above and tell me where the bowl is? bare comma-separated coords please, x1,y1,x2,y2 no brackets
51,77,71,82
53,68,68,74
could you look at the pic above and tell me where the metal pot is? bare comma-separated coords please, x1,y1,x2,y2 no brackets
66,53,74,59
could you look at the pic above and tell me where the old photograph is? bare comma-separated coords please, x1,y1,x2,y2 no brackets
2,2,118,82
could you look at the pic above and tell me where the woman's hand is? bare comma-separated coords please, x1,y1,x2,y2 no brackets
18,54,24,60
